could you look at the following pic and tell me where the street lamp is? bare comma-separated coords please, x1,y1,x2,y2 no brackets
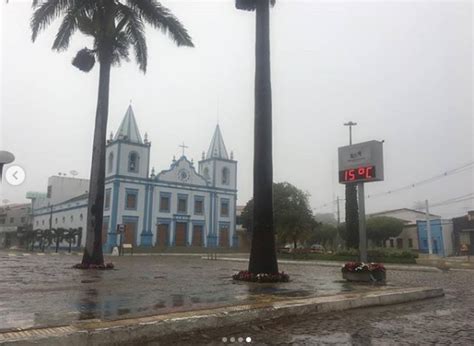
343,121,357,145
0,151,15,181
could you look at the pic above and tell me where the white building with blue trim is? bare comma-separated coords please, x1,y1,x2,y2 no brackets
30,106,238,251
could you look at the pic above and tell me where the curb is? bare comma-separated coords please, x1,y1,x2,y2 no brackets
204,256,442,272
0,287,443,345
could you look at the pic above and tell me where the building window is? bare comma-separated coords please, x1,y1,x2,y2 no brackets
108,152,114,173
21,217,26,223
36,221,39,226
177,195,187,213
47,185,52,198
160,194,170,212
389,239,394,248
105,189,111,210
408,238,413,248
194,198,204,215
222,167,229,185
125,190,138,210
0,218,5,224
42,220,45,225
62,216,65,223
221,199,229,217
70,215,74,222
128,152,139,173
55,218,58,224
203,167,210,180
396,238,403,249
80,214,83,221
9,217,14,224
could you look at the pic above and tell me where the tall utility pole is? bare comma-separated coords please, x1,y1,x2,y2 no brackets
344,121,357,145
336,196,340,224
425,200,433,255
343,121,360,250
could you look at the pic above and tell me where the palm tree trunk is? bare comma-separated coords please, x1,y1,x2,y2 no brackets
55,232,59,253
248,0,279,274
81,59,112,266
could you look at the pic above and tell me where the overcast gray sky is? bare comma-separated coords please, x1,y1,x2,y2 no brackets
1,0,473,219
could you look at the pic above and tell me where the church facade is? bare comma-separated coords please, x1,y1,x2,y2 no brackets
30,106,238,251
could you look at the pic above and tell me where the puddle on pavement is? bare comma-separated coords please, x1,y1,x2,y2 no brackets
1,253,353,330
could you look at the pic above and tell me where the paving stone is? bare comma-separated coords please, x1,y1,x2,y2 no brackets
155,267,474,345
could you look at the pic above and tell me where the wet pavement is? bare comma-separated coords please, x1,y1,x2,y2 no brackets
0,250,376,332
155,268,474,345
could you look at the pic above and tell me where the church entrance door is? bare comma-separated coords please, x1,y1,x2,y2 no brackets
175,222,187,246
219,226,229,248
157,224,169,247
192,225,203,247
123,222,136,246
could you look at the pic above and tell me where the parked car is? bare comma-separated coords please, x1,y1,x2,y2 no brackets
310,244,325,253
277,244,292,254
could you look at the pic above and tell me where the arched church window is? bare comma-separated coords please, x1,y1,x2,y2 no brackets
203,167,210,180
128,152,140,173
108,152,114,173
222,167,230,185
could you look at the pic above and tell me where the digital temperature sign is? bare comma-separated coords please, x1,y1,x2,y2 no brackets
338,140,384,185
339,166,376,183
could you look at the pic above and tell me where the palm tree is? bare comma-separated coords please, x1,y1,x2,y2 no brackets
236,0,278,274
31,0,193,266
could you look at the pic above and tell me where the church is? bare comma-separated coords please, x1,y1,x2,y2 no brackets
30,105,238,251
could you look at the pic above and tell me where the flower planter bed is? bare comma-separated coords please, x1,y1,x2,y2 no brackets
341,262,386,283
232,270,290,283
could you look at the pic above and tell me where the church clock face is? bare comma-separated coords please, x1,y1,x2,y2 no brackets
177,169,190,182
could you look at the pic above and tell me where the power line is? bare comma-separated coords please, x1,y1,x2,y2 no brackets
314,161,474,210
366,161,474,199
413,193,474,211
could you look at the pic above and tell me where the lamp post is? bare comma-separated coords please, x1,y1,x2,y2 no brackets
0,151,15,181
344,121,357,146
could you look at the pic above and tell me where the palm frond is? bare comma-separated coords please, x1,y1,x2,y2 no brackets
235,0,276,11
52,9,78,51
117,4,148,72
111,32,131,66
31,0,72,42
77,13,96,36
53,1,97,51
126,0,193,47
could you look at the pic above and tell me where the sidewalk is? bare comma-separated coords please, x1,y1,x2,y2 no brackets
204,256,443,272
0,287,443,345
0,251,446,345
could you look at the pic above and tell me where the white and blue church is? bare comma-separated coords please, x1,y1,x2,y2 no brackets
30,105,238,251
104,105,238,250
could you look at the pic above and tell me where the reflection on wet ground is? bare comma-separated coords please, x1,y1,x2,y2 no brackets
0,251,370,331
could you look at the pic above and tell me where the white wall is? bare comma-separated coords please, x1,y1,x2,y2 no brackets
442,220,454,256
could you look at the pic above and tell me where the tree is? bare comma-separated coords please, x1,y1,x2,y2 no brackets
310,223,338,249
240,199,254,233
345,184,359,249
236,0,278,275
315,213,338,226
367,216,404,247
31,0,193,266
53,228,66,253
242,182,314,249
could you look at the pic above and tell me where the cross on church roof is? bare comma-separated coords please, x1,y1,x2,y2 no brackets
179,142,188,157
